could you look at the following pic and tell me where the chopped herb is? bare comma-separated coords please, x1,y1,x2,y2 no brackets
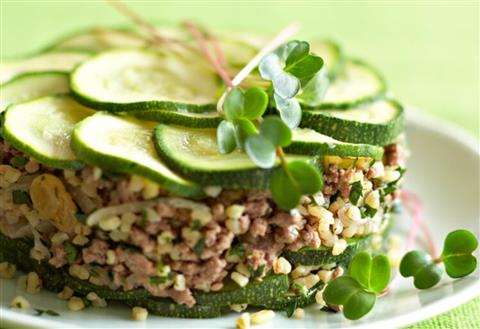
64,242,78,264
228,242,246,261
156,261,166,272
139,209,148,228
10,156,28,168
283,299,298,317
191,220,202,231
291,282,308,296
75,213,87,224
12,190,31,205
193,238,206,257
381,167,406,196
368,158,376,167
34,308,60,316
349,181,363,205
361,205,377,218
247,263,265,279
150,272,173,285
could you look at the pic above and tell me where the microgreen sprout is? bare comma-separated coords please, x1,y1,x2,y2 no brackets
400,229,478,289
323,251,390,320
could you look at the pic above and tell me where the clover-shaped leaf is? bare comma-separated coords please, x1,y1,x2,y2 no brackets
217,120,237,154
273,93,301,128
400,250,443,289
441,229,478,278
224,86,268,121
233,118,257,148
348,251,391,293
245,134,276,169
323,276,376,320
270,160,322,210
259,116,292,147
272,71,300,99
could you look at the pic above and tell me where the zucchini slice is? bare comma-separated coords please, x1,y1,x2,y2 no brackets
282,236,373,266
71,49,220,112
300,99,405,145
0,72,70,113
0,51,90,85
287,128,384,160
50,27,147,52
132,109,222,128
71,112,204,198
311,39,344,79
315,59,386,109
153,124,316,189
3,95,93,170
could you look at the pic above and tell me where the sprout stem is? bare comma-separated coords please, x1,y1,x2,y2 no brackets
184,21,233,88
216,23,300,112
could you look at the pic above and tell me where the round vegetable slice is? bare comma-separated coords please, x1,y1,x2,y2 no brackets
132,109,222,128
313,59,386,109
153,124,316,189
0,50,90,85
71,112,204,198
0,72,70,113
71,49,220,112
3,95,93,170
311,39,344,79
300,99,405,145
50,27,147,52
287,128,384,160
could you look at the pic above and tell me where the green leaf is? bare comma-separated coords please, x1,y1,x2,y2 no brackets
243,87,268,120
274,93,302,128
12,190,31,205
10,156,28,168
272,71,300,99
259,116,292,147
285,41,309,67
323,276,376,320
286,54,324,82
297,65,329,106
441,229,478,278
287,160,323,194
217,120,237,154
400,250,443,289
228,242,246,261
270,168,302,210
193,238,206,258
348,251,391,293
233,118,258,148
64,242,78,265
224,87,244,121
259,53,283,80
245,134,276,168
349,181,363,205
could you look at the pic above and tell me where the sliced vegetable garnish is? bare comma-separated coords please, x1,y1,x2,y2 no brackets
71,112,204,198
71,49,220,112
3,95,93,169
153,124,314,189
0,72,70,113
300,99,405,145
0,50,90,84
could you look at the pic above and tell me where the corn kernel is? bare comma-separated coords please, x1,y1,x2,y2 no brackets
68,297,85,311
332,239,348,256
25,272,41,294
0,262,16,279
251,309,275,324
173,274,186,291
293,308,305,319
236,312,251,329
132,306,148,321
365,190,380,209
273,257,292,274
231,271,249,287
10,295,30,309
142,180,159,199
99,215,121,231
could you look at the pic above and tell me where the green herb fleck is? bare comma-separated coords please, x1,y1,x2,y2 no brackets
34,308,60,316
64,242,78,264
193,238,206,257
12,190,31,205
10,156,28,168
349,181,363,205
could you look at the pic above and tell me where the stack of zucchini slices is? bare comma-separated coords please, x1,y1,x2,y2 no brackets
0,26,404,318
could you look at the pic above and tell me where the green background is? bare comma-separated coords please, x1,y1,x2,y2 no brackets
1,0,479,137
0,1,479,328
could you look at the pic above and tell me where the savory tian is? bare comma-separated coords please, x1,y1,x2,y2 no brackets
0,25,406,319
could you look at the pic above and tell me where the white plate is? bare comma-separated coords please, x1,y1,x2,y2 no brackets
1,111,479,329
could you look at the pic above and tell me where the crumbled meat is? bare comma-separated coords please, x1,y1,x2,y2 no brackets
82,239,109,265
249,218,268,237
338,170,353,198
384,143,404,166
269,212,299,227
170,257,228,292
49,244,66,268
211,203,225,222
238,215,251,234
130,227,156,254
274,226,299,244
244,199,270,218
157,201,176,218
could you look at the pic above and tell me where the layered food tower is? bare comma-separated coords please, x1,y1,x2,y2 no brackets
0,27,406,318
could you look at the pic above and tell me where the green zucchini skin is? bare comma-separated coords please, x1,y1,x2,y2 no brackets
132,109,223,128
286,133,384,160
71,113,205,199
311,39,344,80
3,95,92,170
0,71,70,114
313,59,387,110
153,124,320,190
70,49,219,114
282,236,373,266
300,99,406,146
